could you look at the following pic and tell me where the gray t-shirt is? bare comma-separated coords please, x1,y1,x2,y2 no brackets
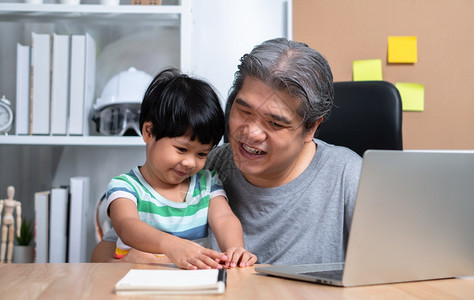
205,139,362,265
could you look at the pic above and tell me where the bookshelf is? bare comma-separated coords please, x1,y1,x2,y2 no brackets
0,3,184,15
0,0,191,145
0,3,191,62
0,0,189,261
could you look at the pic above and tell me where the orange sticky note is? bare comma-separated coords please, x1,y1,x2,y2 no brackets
388,36,418,63
396,82,424,111
353,59,383,81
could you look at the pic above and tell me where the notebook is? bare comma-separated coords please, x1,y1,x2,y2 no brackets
255,150,474,287
115,269,226,295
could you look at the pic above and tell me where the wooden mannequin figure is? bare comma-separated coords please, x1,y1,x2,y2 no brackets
0,186,22,263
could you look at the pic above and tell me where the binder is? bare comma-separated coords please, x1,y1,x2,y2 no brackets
34,190,50,263
83,33,96,136
51,33,70,135
68,176,90,263
68,34,85,135
68,33,96,135
31,32,51,135
15,43,31,135
49,187,69,263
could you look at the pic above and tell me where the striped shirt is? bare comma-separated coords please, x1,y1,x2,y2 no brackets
106,166,227,249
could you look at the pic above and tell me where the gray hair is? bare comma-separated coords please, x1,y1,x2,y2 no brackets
227,38,334,132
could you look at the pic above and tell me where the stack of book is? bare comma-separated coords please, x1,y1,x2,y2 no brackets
34,176,91,263
16,32,96,136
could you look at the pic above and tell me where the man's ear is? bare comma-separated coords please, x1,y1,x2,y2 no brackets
142,122,153,143
304,117,323,143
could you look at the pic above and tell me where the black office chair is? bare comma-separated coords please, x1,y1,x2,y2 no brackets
316,81,403,156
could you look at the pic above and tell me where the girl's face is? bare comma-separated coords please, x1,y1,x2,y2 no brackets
140,122,213,188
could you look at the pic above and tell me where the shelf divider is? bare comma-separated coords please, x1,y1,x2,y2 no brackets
0,135,145,146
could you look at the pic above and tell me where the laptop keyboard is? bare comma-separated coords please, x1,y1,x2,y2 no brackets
300,269,344,281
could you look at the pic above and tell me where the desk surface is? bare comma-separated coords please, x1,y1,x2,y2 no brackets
0,263,472,299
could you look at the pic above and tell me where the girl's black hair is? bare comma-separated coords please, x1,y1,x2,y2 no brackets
139,68,224,146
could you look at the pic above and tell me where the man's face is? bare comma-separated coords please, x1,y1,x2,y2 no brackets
227,77,316,187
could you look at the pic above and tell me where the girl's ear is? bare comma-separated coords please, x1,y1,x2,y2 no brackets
142,121,153,143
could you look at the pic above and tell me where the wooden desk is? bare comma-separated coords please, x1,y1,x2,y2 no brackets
0,263,472,299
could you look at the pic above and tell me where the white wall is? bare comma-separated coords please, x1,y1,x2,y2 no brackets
189,0,292,106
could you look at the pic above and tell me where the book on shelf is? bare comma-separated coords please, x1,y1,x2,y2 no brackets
50,33,70,136
34,190,50,263
30,32,51,135
15,43,31,136
68,34,85,136
68,176,90,263
115,269,226,295
68,33,96,136
49,186,69,263
83,33,97,136
34,176,92,263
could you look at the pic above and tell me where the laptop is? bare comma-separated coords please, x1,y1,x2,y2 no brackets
255,150,474,287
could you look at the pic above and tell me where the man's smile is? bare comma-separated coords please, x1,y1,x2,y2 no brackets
241,143,266,155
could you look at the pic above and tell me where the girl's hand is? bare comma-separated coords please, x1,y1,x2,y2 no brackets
164,238,227,270
223,247,257,268
119,248,171,264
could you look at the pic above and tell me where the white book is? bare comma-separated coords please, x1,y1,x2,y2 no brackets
68,176,90,263
68,34,86,135
51,33,70,135
115,269,226,295
68,33,96,136
34,190,50,263
49,187,69,263
31,32,51,135
15,43,31,135
83,33,96,136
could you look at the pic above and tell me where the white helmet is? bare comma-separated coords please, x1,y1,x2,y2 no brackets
92,67,153,136
94,67,152,110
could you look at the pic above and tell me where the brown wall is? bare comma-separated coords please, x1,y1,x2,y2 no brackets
293,0,474,150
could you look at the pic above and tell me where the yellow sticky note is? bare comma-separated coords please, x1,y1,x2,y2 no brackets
353,59,383,81
388,36,418,63
396,82,424,111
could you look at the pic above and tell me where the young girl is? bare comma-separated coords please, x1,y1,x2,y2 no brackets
106,68,256,270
